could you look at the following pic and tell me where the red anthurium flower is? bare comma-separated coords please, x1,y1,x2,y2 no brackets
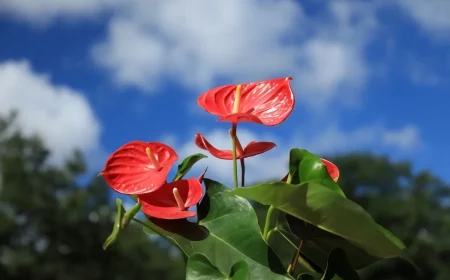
137,178,203,219
101,141,178,195
281,158,340,182
195,133,276,160
320,158,340,182
198,77,295,126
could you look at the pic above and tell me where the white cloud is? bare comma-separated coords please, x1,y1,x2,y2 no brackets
382,125,421,150
0,0,119,24
407,58,442,86
0,60,102,165
0,0,382,109
397,0,450,36
91,0,379,109
295,124,422,155
174,123,422,185
92,0,302,88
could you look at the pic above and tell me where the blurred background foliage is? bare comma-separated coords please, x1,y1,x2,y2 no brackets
0,112,449,280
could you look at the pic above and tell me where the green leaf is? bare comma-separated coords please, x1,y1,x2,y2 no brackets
229,182,405,258
143,179,291,280
265,213,319,275
357,257,421,280
186,253,226,280
103,198,125,250
321,248,359,280
279,213,379,270
230,260,250,280
173,153,207,181
289,149,345,197
186,253,250,280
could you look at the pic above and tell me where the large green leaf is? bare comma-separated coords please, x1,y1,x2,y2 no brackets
291,249,359,280
279,213,379,270
289,149,345,197
321,248,359,280
229,182,405,258
143,179,291,279
265,212,318,275
172,153,207,181
186,253,250,280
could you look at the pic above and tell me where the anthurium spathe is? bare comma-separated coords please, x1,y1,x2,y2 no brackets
138,178,203,219
321,158,340,182
101,141,178,195
195,133,276,160
197,77,295,126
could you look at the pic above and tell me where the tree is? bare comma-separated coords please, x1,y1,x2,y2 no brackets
0,112,185,280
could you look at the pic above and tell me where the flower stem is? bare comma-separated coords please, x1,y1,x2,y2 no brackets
289,239,304,275
231,123,239,189
263,205,275,240
240,158,245,187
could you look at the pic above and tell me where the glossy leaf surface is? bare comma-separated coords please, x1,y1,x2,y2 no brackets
101,141,178,194
288,149,344,196
198,77,295,126
230,182,405,258
143,179,290,279
186,253,250,280
138,178,203,219
173,153,207,181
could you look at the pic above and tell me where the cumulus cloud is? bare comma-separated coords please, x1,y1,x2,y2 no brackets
92,0,303,89
173,123,422,185
90,0,379,109
396,0,450,37
0,60,102,165
0,0,119,24
0,0,383,109
382,125,421,151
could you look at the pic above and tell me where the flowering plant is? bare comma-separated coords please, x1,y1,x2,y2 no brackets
101,78,408,279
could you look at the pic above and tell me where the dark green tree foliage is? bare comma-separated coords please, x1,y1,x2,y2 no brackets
0,112,185,280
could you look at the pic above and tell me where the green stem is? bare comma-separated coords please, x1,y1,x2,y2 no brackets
289,239,304,275
240,158,245,187
263,205,275,240
231,123,239,189
277,229,318,273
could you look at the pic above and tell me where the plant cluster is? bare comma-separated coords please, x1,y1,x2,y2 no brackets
101,77,408,279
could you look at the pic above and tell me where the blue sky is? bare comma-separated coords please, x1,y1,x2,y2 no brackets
0,0,449,187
